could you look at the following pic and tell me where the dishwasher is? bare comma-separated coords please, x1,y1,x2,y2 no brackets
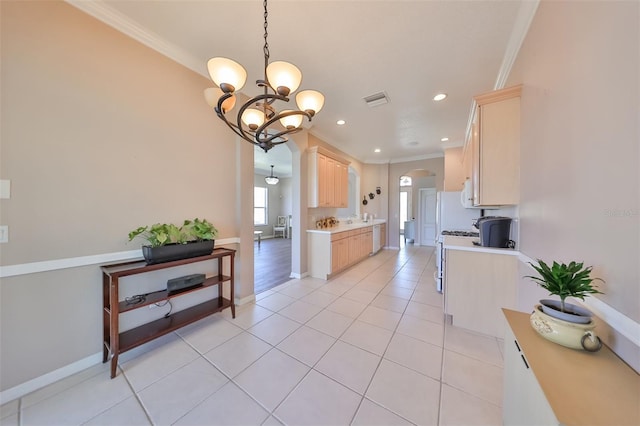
372,224,381,254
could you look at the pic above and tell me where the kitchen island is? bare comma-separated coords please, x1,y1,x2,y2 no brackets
307,219,385,279
443,235,519,337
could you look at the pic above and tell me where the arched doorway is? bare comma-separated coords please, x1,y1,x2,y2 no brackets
398,169,437,247
253,144,293,293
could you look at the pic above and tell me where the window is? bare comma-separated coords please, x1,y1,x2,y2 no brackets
400,175,412,231
254,187,268,225
400,189,412,231
400,175,412,187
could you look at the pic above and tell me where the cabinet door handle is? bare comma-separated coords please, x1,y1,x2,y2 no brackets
514,340,521,352
520,354,529,369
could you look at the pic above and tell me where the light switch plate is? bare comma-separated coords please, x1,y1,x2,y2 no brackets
0,226,8,243
0,180,10,199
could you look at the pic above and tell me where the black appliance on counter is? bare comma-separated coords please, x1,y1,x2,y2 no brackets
473,216,512,248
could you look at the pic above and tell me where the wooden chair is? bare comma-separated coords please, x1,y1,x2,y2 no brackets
273,216,287,238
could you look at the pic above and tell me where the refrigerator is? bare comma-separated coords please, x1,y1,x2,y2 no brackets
436,191,481,235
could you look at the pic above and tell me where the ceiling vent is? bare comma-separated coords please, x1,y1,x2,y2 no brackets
363,91,390,108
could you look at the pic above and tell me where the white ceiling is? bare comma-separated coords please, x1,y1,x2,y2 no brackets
69,0,532,177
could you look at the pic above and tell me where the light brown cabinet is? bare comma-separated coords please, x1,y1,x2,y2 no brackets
308,224,378,279
331,232,350,273
380,223,386,248
472,85,521,206
461,125,474,183
308,146,349,208
348,228,372,265
334,161,348,208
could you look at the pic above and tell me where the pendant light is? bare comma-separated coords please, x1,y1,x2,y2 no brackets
265,165,279,185
204,0,324,153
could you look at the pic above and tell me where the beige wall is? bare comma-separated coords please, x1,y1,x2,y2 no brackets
508,1,639,323
0,1,243,391
360,163,389,221
433,3,640,369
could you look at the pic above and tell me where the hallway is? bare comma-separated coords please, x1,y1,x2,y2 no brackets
254,237,292,294
2,244,504,425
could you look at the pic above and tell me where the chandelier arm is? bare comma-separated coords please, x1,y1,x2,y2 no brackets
258,127,302,145
255,114,307,143
254,110,313,144
233,93,290,136
215,113,260,147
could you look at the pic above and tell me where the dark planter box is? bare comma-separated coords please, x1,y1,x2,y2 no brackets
142,240,215,265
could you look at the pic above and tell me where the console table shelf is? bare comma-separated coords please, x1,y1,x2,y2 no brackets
102,248,235,378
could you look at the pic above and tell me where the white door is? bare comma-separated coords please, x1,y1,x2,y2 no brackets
419,188,437,246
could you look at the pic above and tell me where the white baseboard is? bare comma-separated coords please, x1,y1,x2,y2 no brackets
1,291,257,404
289,271,309,279
0,352,102,404
235,294,256,305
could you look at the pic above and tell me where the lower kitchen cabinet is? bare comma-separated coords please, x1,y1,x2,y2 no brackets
502,309,639,426
331,233,350,273
308,225,376,279
444,249,517,337
503,325,558,425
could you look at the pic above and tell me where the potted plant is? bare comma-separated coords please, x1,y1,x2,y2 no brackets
526,259,604,352
128,218,218,264
526,259,604,323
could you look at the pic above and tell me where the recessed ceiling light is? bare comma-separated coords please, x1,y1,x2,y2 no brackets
408,141,419,146
374,148,381,153
336,119,346,125
433,93,447,101
441,137,449,142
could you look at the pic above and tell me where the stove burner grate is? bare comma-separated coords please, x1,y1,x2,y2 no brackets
441,230,479,237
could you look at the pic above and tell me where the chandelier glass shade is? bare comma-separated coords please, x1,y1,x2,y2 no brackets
265,165,279,185
204,0,324,153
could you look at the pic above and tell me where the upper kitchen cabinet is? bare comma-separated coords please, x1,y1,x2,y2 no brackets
308,146,350,208
472,85,522,206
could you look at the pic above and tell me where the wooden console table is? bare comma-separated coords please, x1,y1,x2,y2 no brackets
101,248,235,378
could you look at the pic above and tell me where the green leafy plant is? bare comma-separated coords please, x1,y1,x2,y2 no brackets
526,259,604,313
128,218,218,247
181,218,218,241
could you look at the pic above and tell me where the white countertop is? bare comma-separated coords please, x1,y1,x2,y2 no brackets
443,235,520,256
307,219,386,235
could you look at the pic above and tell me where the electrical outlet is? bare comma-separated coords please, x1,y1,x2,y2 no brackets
0,226,8,243
148,303,159,309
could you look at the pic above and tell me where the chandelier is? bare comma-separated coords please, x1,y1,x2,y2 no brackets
204,0,325,153
265,165,279,185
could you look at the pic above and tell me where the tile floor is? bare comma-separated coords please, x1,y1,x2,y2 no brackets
1,245,504,426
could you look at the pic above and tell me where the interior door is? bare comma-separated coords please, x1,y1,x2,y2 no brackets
419,188,437,246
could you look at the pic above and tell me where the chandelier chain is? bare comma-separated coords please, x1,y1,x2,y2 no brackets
263,0,269,62
208,0,323,153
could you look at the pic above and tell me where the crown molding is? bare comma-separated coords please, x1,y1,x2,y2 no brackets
65,0,207,78
464,0,540,150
